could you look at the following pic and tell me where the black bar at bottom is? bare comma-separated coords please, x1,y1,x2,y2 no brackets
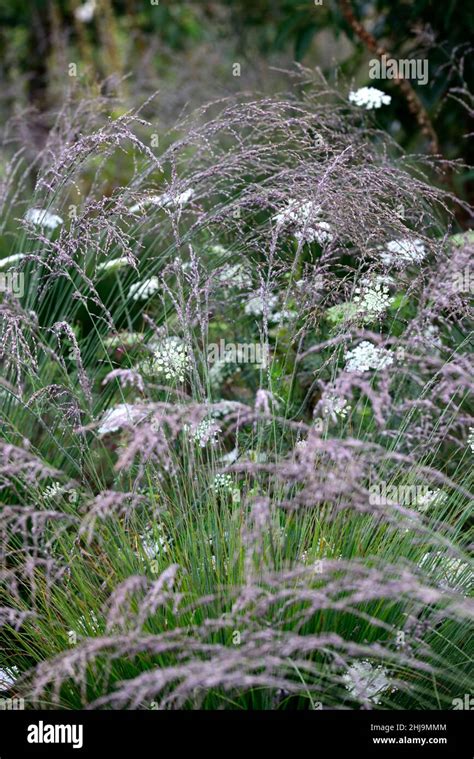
0,709,470,757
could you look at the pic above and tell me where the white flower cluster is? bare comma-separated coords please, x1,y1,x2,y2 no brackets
43,481,67,499
244,293,279,317
140,524,171,559
348,87,391,110
212,473,234,493
97,403,147,435
421,323,442,351
354,278,393,320
345,341,394,373
321,395,351,422
343,660,394,704
147,337,190,383
380,238,427,268
467,427,474,453
270,308,298,323
187,418,221,447
273,200,334,245
295,439,309,452
209,244,227,256
25,208,63,230
129,276,160,301
218,263,252,291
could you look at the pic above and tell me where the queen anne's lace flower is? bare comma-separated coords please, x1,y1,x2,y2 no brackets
187,418,221,447
140,525,171,559
380,238,426,268
25,208,63,230
209,244,227,256
218,263,252,290
145,337,190,383
244,293,279,316
296,220,333,245
354,278,393,320
213,473,234,493
321,395,351,422
129,276,160,301
348,87,391,110
295,439,308,451
343,660,394,704
274,200,334,244
467,427,474,453
345,341,394,373
421,323,442,351
97,403,147,435
43,482,66,499
270,308,298,324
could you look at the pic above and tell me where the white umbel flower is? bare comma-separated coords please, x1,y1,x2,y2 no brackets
274,200,334,244
349,87,391,110
343,660,394,704
209,244,228,256
354,278,393,320
43,481,66,499
380,238,426,268
467,428,474,453
421,323,442,350
187,418,221,447
345,341,394,373
295,439,308,452
244,293,279,316
270,308,298,324
146,337,190,383
212,473,234,493
321,395,351,422
140,525,171,559
97,403,147,435
25,208,63,230
128,276,160,301
218,263,252,290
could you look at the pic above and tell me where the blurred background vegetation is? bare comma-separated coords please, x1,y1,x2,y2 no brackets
0,0,473,211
